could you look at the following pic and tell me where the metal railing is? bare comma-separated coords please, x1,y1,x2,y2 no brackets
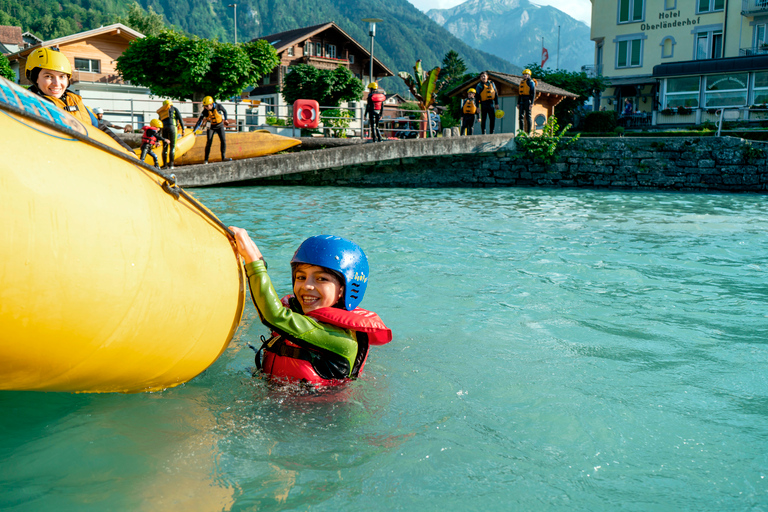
739,46,768,56
741,0,768,15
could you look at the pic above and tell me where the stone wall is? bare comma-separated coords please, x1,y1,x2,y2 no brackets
246,137,768,193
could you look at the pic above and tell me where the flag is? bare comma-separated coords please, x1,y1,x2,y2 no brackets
541,47,549,67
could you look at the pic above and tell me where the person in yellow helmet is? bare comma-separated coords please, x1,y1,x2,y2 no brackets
193,96,230,164
460,88,478,136
364,82,386,142
157,99,185,169
518,69,538,134
140,119,170,168
475,71,499,135
25,47,97,127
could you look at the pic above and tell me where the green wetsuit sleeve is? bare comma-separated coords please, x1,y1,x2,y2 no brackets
244,261,359,370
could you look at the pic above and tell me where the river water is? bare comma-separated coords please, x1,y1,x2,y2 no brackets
1,187,767,511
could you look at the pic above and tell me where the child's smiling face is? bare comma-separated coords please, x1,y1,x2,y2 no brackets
293,264,343,313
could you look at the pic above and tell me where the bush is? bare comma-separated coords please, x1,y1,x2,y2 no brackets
580,111,617,133
440,110,459,129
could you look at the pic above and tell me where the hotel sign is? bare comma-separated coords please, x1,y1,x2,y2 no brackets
641,10,701,31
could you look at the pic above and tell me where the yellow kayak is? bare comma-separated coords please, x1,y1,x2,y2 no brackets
174,129,301,165
133,129,196,166
0,77,245,393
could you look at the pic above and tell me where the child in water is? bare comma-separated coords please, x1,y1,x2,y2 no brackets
229,227,391,387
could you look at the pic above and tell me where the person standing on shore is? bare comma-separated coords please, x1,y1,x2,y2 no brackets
460,88,478,136
475,72,499,135
157,99,185,170
193,96,230,164
364,83,386,142
518,69,537,134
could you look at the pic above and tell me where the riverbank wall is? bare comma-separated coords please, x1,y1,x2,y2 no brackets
238,136,768,193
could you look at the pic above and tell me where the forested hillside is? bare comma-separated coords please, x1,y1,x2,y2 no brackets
1,0,521,93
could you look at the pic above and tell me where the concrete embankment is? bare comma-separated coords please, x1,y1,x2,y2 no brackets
195,136,767,193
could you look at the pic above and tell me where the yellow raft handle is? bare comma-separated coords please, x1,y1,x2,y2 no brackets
0,98,235,239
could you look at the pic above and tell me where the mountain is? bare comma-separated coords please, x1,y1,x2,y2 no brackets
426,0,593,73
0,0,523,94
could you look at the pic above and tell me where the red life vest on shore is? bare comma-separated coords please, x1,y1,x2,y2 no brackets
370,92,386,111
260,295,392,387
141,126,159,145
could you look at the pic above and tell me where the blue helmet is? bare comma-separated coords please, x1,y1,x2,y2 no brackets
291,235,369,311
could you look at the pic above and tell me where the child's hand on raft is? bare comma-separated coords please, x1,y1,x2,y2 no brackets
229,226,263,264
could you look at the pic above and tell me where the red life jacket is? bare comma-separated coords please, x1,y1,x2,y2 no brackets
370,92,386,111
260,296,391,387
141,126,159,145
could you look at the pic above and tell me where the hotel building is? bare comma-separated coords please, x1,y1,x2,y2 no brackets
591,0,768,125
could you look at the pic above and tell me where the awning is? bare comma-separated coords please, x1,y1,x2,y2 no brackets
653,55,768,77
606,76,656,87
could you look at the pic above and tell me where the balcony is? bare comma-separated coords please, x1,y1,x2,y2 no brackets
742,0,768,15
70,70,126,85
739,45,768,56
302,55,350,70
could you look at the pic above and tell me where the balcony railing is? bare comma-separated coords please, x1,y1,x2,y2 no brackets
742,0,768,15
739,45,768,56
70,70,126,85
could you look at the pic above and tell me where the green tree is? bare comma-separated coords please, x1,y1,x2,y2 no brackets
0,54,14,81
439,50,466,83
524,63,608,126
280,64,364,107
398,60,445,137
115,2,167,36
116,30,279,105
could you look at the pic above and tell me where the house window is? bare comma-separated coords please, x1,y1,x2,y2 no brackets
615,35,644,68
287,46,294,57
755,24,768,53
664,77,700,108
305,42,313,56
695,29,723,60
661,36,675,58
705,73,748,107
325,44,336,59
618,0,644,23
349,54,354,63
315,42,322,57
753,72,768,104
74,58,100,73
697,0,724,14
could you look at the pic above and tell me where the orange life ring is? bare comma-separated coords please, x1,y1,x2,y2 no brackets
293,99,320,129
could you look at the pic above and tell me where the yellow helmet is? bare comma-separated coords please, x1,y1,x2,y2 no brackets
495,110,505,119
468,88,476,94
150,118,163,128
25,47,72,80
367,82,378,90
163,99,173,106
202,96,214,106
523,69,532,76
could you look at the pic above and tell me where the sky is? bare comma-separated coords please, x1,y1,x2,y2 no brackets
407,0,592,25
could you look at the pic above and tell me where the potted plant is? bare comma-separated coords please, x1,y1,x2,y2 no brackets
677,106,693,115
660,108,674,115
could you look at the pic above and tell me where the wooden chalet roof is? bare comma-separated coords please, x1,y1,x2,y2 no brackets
254,21,394,77
5,23,143,61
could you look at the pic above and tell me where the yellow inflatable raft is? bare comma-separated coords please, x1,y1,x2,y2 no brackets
175,130,301,165
0,77,245,393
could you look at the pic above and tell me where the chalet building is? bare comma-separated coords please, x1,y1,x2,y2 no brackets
0,25,24,55
249,22,394,115
591,0,768,126
447,72,579,134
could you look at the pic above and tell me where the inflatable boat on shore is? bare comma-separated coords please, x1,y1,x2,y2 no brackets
0,77,245,393
174,129,301,165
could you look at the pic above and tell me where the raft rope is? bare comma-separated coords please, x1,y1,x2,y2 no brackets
0,100,234,239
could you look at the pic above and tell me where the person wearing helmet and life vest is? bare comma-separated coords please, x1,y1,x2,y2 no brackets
460,88,478,136
518,69,538,134
25,47,97,128
228,226,392,388
364,82,386,142
92,107,122,131
475,71,499,135
157,99,185,169
139,119,170,168
193,96,230,164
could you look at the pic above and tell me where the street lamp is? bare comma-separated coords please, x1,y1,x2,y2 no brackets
228,3,237,44
361,18,383,86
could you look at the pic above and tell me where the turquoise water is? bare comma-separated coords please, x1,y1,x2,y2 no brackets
2,187,767,511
